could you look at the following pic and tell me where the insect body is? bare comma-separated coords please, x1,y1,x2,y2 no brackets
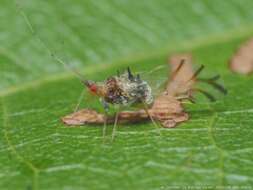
84,67,153,109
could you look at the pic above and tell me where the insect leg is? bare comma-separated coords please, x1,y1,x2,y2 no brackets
101,99,109,142
191,88,216,102
111,112,120,142
176,94,196,104
74,89,86,112
170,59,186,80
103,114,108,143
187,65,205,82
198,75,227,95
141,100,161,135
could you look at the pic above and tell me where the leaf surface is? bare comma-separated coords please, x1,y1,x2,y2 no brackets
1,0,253,189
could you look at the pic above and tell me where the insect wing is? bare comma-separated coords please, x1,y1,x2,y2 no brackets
137,64,169,98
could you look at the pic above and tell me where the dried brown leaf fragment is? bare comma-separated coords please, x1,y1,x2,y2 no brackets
62,98,189,128
167,54,194,96
149,94,189,128
230,38,253,75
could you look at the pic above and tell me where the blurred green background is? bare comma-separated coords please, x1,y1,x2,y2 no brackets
0,0,253,190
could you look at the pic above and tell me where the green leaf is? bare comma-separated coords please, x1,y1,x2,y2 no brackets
1,0,253,189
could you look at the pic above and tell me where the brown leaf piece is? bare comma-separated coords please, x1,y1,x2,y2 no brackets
62,109,105,126
230,38,253,75
62,109,148,126
149,94,189,128
62,54,193,128
62,101,188,128
167,54,194,96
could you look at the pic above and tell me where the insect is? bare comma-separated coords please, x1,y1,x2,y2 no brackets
62,55,227,133
84,67,153,110
81,67,159,140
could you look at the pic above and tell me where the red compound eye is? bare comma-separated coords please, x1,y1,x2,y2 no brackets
89,84,97,93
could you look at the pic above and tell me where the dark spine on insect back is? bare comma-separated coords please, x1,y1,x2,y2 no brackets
103,67,153,106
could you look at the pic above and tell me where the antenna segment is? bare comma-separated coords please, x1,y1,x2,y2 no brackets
16,2,87,83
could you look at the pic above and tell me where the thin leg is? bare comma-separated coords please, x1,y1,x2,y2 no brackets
143,106,161,133
111,112,120,142
176,94,195,104
191,88,216,102
188,65,205,82
141,100,161,135
102,112,108,143
170,59,185,80
74,89,85,112
101,99,110,143
198,75,227,95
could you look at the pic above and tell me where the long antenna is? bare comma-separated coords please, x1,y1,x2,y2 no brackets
16,2,87,83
